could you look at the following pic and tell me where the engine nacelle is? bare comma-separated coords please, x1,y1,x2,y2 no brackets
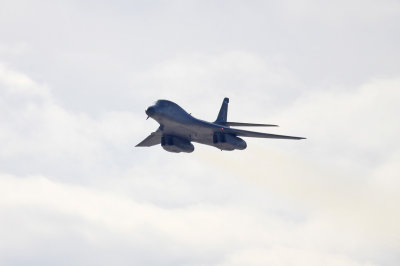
161,135,194,153
213,133,247,151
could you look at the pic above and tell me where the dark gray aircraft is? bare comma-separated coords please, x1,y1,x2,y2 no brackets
136,98,305,153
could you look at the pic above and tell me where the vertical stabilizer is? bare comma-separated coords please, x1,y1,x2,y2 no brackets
215,97,229,123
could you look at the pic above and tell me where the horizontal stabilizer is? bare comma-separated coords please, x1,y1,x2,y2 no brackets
217,122,278,127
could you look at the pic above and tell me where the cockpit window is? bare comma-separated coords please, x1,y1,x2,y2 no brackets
156,100,170,107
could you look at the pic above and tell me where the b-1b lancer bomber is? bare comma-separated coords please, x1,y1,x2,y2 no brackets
136,98,305,153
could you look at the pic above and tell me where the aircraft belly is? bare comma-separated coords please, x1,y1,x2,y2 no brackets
162,122,214,143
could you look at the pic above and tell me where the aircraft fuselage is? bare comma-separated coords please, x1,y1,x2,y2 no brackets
146,100,246,151
136,98,305,153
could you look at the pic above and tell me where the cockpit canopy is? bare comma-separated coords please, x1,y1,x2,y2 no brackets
155,99,172,107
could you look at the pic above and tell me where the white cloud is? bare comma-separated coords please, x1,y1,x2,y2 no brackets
281,0,400,22
0,46,400,265
273,77,400,172
219,247,378,266
0,173,385,266
130,50,303,123
1,0,400,263
0,63,147,181
1,63,399,265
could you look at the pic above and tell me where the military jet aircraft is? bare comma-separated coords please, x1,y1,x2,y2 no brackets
136,98,305,153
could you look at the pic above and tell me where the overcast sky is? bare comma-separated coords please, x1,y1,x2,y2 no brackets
1,0,400,265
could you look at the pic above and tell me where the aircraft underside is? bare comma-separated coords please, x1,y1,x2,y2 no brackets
160,132,247,153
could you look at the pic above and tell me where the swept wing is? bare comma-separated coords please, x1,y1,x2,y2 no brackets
217,122,278,127
224,127,305,140
136,129,162,147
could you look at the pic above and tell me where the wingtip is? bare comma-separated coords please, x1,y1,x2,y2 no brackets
292,136,307,140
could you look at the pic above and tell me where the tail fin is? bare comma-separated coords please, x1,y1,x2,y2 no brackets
215,97,229,123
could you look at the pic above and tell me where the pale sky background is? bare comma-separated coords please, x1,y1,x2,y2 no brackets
1,0,400,265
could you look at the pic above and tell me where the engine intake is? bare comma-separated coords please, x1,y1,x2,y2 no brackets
161,135,194,153
213,133,247,151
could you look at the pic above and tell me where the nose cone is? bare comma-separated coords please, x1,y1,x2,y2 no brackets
146,106,156,117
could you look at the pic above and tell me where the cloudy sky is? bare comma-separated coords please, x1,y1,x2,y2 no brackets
1,0,400,265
